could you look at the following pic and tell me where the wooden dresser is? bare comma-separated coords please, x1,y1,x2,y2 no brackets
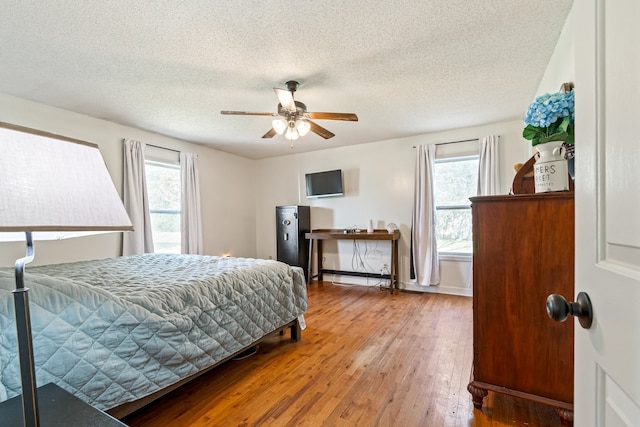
467,193,574,425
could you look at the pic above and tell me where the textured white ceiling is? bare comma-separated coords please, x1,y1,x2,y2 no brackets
0,1,573,159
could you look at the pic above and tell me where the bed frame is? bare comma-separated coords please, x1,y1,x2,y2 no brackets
106,319,301,419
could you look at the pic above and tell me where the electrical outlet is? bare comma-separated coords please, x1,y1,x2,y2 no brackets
380,263,390,275
268,256,273,259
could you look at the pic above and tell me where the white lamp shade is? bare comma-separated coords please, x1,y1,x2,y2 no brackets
272,119,287,135
0,123,133,241
296,120,311,137
285,127,300,141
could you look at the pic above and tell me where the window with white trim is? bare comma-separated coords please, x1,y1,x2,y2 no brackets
145,160,181,254
433,154,478,256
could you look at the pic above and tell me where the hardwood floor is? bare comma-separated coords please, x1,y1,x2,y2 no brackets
123,282,561,426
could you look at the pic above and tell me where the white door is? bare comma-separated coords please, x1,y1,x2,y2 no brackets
574,0,640,425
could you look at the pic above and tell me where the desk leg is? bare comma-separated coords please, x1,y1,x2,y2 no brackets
307,238,313,285
391,240,398,294
317,240,323,282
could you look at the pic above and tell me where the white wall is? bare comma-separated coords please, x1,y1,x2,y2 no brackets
256,119,531,296
0,93,256,267
536,7,575,95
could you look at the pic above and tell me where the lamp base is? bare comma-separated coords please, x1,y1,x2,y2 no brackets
0,383,126,427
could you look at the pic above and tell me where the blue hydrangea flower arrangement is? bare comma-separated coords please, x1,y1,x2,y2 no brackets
523,90,575,147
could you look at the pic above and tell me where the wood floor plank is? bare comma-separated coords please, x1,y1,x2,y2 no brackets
123,282,561,426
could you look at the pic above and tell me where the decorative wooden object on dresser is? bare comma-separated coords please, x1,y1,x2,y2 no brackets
467,192,574,426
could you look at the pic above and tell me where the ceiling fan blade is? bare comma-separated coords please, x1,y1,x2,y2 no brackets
220,110,276,116
307,112,359,122
262,128,277,138
274,88,296,112
309,120,335,139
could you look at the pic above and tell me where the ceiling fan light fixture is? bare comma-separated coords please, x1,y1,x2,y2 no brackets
296,120,311,137
285,126,300,141
272,118,287,135
222,80,357,143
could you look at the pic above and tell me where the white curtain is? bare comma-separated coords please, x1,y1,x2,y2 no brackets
122,139,154,255
477,135,501,195
180,152,203,255
411,145,440,287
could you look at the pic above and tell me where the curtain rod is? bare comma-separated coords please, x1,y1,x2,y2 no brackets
436,138,479,146
413,138,479,148
146,143,180,153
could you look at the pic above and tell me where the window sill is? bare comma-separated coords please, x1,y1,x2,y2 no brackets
438,253,472,262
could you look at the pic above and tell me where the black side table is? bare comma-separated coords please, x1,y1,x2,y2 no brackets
0,383,127,426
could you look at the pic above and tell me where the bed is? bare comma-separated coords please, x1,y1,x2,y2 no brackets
0,253,308,417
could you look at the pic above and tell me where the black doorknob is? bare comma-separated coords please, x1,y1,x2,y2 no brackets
546,292,593,329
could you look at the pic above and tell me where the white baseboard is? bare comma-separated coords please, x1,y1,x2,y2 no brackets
314,275,472,297
400,281,472,297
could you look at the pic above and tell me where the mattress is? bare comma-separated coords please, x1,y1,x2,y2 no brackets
0,254,307,410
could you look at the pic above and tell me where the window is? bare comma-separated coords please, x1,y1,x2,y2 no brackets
433,155,479,255
145,160,181,253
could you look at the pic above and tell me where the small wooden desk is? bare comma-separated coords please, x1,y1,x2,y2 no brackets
305,229,400,293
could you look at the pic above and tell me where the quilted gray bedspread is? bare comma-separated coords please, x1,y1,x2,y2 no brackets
0,254,307,411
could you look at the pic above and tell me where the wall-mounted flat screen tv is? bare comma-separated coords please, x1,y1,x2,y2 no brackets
305,169,343,198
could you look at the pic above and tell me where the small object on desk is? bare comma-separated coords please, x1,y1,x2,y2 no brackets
0,383,127,426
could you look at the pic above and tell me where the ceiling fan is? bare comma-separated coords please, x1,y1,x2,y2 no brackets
220,80,358,143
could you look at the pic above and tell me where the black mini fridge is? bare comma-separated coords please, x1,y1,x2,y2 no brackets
276,205,310,281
